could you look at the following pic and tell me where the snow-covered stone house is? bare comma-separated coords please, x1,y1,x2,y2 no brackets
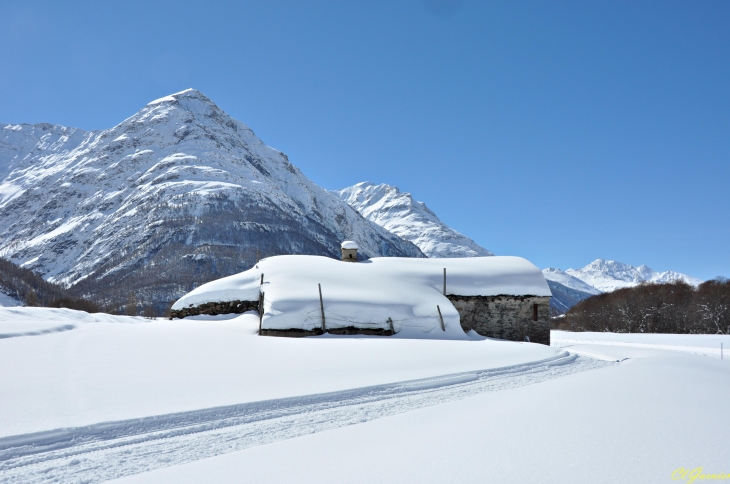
170,253,553,344
341,240,358,262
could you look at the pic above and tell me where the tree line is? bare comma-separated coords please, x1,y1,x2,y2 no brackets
0,258,99,312
559,278,730,334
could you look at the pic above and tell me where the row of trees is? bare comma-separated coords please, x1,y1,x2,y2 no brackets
560,278,730,334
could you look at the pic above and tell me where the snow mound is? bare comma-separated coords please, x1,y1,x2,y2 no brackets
172,255,551,336
0,307,148,338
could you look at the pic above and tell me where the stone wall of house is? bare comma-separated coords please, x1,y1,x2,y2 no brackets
170,300,259,319
259,327,394,337
446,295,551,345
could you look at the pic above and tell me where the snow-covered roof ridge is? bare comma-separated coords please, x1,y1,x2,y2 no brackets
333,182,493,258
172,255,551,333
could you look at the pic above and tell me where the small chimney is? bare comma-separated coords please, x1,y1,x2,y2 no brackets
341,241,358,262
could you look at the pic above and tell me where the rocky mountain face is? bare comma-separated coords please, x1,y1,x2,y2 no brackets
333,181,493,258
542,268,602,314
565,259,702,293
0,123,88,182
0,89,423,313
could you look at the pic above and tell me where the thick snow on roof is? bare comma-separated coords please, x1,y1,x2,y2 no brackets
172,255,551,334
341,240,358,249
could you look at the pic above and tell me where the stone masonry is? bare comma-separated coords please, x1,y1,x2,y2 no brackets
446,295,551,345
170,299,259,319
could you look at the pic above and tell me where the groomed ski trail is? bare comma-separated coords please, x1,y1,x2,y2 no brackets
0,351,614,483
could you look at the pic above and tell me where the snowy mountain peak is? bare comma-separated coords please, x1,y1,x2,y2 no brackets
565,259,702,293
147,88,207,106
0,90,423,309
334,182,493,258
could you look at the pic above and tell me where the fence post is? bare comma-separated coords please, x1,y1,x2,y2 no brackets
318,283,326,333
388,317,394,334
258,291,264,334
436,305,445,331
443,268,446,296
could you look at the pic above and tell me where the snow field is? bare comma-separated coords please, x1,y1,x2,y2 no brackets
113,343,729,484
2,308,728,483
552,330,730,359
0,309,560,439
0,306,147,338
0,353,608,483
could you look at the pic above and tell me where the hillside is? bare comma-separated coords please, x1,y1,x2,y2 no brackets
0,258,97,311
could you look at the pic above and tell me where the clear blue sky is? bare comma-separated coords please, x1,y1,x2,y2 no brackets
1,1,728,280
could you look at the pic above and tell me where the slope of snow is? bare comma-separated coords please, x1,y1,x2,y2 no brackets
111,333,730,484
0,307,561,439
542,268,602,295
172,255,551,333
566,259,703,292
552,330,728,358
0,306,146,338
0,123,89,185
333,181,493,258
0,90,423,296
0,289,21,307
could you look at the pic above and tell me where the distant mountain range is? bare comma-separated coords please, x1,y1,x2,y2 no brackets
543,260,703,314
333,182,493,258
564,259,703,292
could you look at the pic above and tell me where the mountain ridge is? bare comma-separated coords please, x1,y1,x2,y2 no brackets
565,259,702,293
333,181,493,258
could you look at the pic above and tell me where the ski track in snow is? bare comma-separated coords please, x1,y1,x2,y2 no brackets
0,324,76,340
0,352,613,483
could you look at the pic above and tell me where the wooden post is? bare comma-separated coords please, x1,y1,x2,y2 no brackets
387,317,394,334
318,283,326,332
443,268,446,296
436,305,445,331
259,291,264,334
260,273,264,285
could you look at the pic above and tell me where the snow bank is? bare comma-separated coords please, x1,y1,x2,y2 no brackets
172,255,551,334
0,291,22,307
0,307,148,338
552,330,730,359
